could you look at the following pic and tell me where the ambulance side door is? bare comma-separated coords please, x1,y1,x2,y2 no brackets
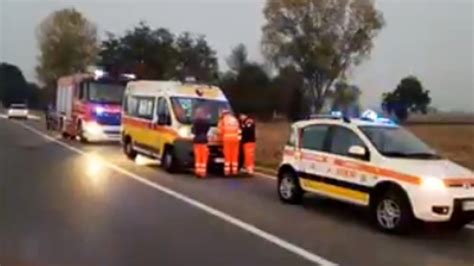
153,97,172,157
298,124,332,186
135,96,156,152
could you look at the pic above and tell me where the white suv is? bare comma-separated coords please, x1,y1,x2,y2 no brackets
277,113,474,233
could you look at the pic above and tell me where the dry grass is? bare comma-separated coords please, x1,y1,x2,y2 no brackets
256,121,474,170
409,125,474,170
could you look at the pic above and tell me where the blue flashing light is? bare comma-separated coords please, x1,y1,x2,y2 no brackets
330,111,343,117
95,106,105,115
360,109,396,125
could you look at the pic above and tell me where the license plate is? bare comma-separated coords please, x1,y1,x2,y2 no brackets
462,201,474,211
214,158,224,163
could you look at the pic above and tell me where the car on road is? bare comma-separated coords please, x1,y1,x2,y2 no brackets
121,81,231,173
277,111,474,233
7,103,29,119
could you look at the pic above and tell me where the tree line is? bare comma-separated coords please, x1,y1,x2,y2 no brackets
1,0,431,121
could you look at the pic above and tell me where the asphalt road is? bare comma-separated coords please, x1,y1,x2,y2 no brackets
1,116,473,266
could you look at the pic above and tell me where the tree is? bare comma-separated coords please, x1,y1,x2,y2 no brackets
176,32,219,82
0,63,41,107
272,65,305,120
382,76,431,121
0,63,28,106
100,23,178,79
36,8,98,91
99,23,218,82
226,44,248,73
221,63,273,116
331,81,361,116
219,44,274,117
262,0,384,113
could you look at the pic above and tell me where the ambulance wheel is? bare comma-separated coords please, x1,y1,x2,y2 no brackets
278,169,302,204
373,188,414,234
123,137,137,160
162,147,178,173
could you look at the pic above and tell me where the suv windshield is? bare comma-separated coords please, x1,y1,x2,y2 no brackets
88,82,125,104
359,126,441,159
170,97,231,126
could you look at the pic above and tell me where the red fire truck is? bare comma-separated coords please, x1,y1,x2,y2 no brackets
55,70,132,142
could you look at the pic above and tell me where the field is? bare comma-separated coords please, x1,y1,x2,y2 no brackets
255,121,474,171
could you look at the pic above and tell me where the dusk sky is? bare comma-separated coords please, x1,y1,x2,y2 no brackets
1,0,472,111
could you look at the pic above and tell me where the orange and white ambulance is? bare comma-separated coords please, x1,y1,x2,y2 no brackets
121,81,231,172
277,111,474,233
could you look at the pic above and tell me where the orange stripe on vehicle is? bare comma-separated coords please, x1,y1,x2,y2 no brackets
302,152,421,185
122,116,178,136
283,149,295,156
301,153,327,162
444,178,474,186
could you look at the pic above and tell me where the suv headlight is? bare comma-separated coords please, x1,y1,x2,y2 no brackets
421,177,446,190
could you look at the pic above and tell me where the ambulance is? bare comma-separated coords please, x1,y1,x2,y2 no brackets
121,81,231,172
277,111,474,233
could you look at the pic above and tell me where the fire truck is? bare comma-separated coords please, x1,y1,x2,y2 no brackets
55,70,133,142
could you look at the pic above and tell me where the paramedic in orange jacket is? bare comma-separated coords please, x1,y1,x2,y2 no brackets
239,114,256,175
218,109,241,176
192,107,211,178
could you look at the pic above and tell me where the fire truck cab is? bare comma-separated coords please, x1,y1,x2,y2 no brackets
56,71,130,142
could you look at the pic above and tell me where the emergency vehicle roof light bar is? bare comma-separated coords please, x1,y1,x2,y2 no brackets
360,109,396,125
309,111,351,123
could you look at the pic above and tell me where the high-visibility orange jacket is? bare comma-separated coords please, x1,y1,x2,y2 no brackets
218,114,241,141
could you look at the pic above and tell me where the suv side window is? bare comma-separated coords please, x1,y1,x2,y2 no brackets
328,126,366,157
301,125,330,151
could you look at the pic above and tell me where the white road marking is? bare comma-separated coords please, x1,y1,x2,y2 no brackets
255,171,277,180
16,122,337,266
27,114,41,120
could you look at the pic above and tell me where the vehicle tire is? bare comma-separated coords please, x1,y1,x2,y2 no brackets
161,147,178,173
77,121,88,143
278,169,303,204
372,189,414,234
123,137,137,160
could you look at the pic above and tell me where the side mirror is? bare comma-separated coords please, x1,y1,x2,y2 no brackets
348,145,368,160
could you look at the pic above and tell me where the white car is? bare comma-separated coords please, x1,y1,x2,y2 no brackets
277,111,474,233
7,104,29,119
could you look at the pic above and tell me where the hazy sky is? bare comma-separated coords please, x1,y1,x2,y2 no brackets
0,0,473,111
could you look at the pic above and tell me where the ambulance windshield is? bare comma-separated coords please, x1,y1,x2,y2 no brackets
359,126,441,159
171,97,231,126
88,82,125,104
